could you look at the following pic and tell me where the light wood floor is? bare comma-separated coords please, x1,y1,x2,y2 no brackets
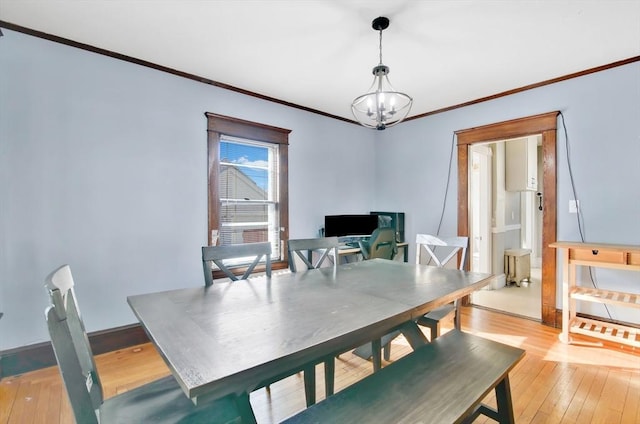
1,307,638,423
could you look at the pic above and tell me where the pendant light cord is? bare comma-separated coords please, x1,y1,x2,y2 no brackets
378,29,383,65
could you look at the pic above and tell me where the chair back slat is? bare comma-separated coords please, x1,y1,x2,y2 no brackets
202,242,272,286
415,234,469,270
45,265,103,424
287,237,339,272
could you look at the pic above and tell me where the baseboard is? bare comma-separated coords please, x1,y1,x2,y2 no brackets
0,323,149,378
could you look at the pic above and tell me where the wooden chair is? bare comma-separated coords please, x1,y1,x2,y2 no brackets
415,234,469,341
287,237,340,401
202,241,271,286
287,236,339,272
358,227,397,260
44,264,246,424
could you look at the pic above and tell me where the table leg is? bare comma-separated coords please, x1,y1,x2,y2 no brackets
399,321,429,349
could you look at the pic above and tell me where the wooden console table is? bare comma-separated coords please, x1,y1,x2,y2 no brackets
550,241,640,347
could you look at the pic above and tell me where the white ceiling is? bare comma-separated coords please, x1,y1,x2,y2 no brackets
2,0,639,122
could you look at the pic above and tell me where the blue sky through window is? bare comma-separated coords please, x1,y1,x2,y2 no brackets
220,140,269,191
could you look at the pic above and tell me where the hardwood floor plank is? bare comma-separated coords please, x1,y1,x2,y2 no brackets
7,380,38,424
0,377,18,423
575,368,609,423
620,370,639,423
545,365,587,422
537,363,578,416
591,370,629,423
34,381,52,423
45,382,63,424
560,365,599,423
517,361,561,423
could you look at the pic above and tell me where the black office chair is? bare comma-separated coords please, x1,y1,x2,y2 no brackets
44,265,244,424
358,227,397,260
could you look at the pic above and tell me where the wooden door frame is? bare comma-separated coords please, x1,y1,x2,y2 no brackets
456,112,559,327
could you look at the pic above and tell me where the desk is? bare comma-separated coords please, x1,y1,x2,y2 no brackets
128,259,495,421
338,241,409,262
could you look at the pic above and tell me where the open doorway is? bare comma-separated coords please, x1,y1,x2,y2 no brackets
469,137,543,320
456,112,559,327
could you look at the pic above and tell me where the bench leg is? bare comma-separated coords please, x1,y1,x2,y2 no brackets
324,358,335,397
303,365,316,407
495,375,515,424
430,324,439,341
380,330,401,361
371,339,382,372
462,375,515,424
383,342,391,361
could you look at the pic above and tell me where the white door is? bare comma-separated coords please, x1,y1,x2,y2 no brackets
469,145,492,273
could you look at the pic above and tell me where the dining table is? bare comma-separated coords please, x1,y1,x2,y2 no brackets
127,258,496,422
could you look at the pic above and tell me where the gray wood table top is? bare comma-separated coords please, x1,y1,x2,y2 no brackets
127,259,495,403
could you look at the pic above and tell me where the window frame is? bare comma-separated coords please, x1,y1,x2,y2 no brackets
206,112,290,276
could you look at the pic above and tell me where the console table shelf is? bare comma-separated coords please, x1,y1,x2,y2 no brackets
551,241,640,348
570,287,640,309
569,316,640,348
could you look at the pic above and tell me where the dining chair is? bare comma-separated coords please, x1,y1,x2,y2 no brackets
358,227,397,260
287,236,339,272
415,234,469,341
44,264,245,424
287,237,340,400
202,241,271,286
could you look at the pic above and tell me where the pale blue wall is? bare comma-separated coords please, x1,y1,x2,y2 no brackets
0,30,375,349
1,29,638,350
374,61,640,323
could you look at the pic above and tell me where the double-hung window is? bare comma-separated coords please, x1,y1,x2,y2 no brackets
206,113,290,273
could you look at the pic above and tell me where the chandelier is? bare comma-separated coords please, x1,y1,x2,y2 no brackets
351,17,413,130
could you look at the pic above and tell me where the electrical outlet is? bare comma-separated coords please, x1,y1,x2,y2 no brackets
569,200,579,213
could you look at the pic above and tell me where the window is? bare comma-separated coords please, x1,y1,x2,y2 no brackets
206,113,290,272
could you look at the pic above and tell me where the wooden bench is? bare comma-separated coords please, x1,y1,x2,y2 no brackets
283,330,525,424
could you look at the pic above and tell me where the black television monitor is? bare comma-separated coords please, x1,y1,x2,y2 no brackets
324,214,379,238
